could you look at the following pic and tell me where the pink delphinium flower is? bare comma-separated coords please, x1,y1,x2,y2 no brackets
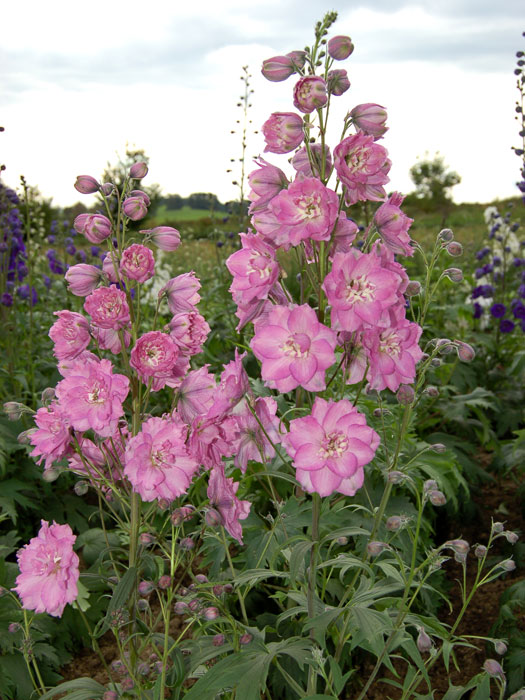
188,411,239,469
251,304,337,392
226,233,280,306
168,310,210,356
349,103,388,140
130,331,179,390
159,272,201,314
68,433,126,488
267,177,339,246
14,520,79,617
208,349,251,418
176,366,217,425
233,396,282,472
283,397,379,497
333,132,390,205
84,286,130,330
30,401,71,470
293,76,328,113
57,350,98,378
262,112,304,154
65,264,105,296
322,249,404,332
140,226,181,252
120,244,155,283
124,416,198,503
373,192,414,257
207,464,250,544
49,310,90,361
362,319,424,392
55,357,129,438
248,159,289,212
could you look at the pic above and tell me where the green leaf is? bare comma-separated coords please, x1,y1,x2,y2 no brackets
289,540,313,585
40,677,106,700
470,673,491,700
94,566,136,638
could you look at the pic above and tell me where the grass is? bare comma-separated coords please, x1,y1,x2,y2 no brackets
150,205,225,225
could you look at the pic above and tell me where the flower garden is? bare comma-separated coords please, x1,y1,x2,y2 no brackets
0,13,524,700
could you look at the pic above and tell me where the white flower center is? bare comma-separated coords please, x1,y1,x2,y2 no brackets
281,332,310,358
345,276,376,304
319,431,348,459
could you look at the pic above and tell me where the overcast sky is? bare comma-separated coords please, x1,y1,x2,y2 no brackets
1,0,523,208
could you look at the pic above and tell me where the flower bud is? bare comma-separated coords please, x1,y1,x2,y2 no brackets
439,228,454,242
417,627,432,653
349,103,388,139
337,535,349,545
158,575,172,590
500,559,516,572
180,537,195,551
103,692,118,700
16,428,38,445
505,531,519,545
122,196,148,221
454,551,467,564
188,599,201,612
212,585,224,596
223,583,233,594
424,479,439,492
205,508,222,527
493,522,505,534
195,574,208,584
74,480,89,496
138,580,154,595
3,401,29,420
430,443,446,453
494,640,508,655
174,601,189,614
445,539,470,555
327,69,350,96
472,545,486,560
240,633,253,645
83,214,112,244
443,267,463,282
509,689,525,700
8,623,21,633
41,387,56,405
130,162,148,179
137,598,149,612
428,490,447,506
327,35,354,60
388,471,405,484
430,358,441,367
425,385,439,397
139,532,155,545
203,606,219,620
140,226,181,252
42,467,60,482
213,633,225,646
386,516,403,531
483,658,505,677
436,338,454,354
261,55,296,82
446,241,463,257
396,384,415,405
367,541,390,557
121,677,134,691
100,183,114,197
456,341,475,362
405,280,422,296
74,175,100,194
65,263,105,296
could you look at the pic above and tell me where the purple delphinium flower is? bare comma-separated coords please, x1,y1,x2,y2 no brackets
500,319,515,333
490,303,506,318
473,302,483,319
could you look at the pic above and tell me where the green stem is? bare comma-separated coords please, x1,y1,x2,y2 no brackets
307,493,321,695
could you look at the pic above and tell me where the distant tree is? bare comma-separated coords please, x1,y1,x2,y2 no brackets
409,152,461,209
